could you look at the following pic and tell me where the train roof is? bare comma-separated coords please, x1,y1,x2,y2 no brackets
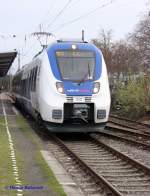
56,39,88,43
47,40,101,53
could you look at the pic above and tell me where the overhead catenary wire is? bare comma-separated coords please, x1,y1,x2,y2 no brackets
35,0,59,32
39,0,58,25
20,42,38,59
2,1,57,61
4,0,115,69
15,1,61,59
2,0,75,72
1,0,80,62
46,0,73,30
51,0,115,32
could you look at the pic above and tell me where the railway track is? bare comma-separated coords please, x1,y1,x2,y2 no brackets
48,134,150,196
14,104,150,195
103,124,150,149
105,114,150,149
92,133,150,169
109,115,150,135
48,134,120,196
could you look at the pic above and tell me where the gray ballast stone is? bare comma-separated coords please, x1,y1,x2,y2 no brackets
41,150,85,196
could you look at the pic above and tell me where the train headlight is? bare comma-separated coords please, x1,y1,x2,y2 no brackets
93,82,100,94
56,82,64,94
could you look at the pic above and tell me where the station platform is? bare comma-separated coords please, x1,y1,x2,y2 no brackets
0,93,82,196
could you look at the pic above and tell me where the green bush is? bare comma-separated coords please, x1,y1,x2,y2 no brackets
115,77,149,119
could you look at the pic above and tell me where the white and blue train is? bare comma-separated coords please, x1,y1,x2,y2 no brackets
12,40,111,132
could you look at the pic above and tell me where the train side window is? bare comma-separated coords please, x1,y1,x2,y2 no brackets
24,79,26,96
28,71,31,91
33,67,38,91
37,65,40,77
23,80,26,96
26,73,30,98
22,80,24,95
28,66,38,92
20,80,23,95
30,69,32,91
32,68,35,91
29,72,31,89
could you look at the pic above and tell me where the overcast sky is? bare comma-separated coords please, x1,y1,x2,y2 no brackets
0,0,149,72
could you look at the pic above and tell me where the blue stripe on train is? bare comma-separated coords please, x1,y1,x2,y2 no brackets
63,81,93,96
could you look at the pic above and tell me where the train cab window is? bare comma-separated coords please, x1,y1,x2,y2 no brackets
56,50,95,81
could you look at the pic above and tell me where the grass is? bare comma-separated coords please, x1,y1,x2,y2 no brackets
15,115,66,196
0,113,66,195
35,151,66,195
0,117,17,196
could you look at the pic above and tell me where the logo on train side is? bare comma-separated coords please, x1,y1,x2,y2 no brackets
67,89,90,93
67,89,79,92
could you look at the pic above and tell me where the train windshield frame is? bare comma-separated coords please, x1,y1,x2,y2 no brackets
55,50,95,81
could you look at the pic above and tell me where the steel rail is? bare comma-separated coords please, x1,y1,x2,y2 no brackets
108,119,139,130
108,119,150,135
90,134,150,175
97,129,150,149
53,133,150,195
51,134,123,196
110,114,150,129
106,124,150,140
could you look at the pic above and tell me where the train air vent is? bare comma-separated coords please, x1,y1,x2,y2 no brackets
52,110,62,119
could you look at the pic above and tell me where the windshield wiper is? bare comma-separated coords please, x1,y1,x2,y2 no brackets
77,63,91,85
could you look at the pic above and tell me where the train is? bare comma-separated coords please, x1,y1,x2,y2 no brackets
12,40,111,132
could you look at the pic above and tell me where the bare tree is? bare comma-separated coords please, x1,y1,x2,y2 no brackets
92,30,139,77
131,15,150,71
92,29,113,72
112,40,139,75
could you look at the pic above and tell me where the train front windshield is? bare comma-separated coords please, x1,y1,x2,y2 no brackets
56,51,95,81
